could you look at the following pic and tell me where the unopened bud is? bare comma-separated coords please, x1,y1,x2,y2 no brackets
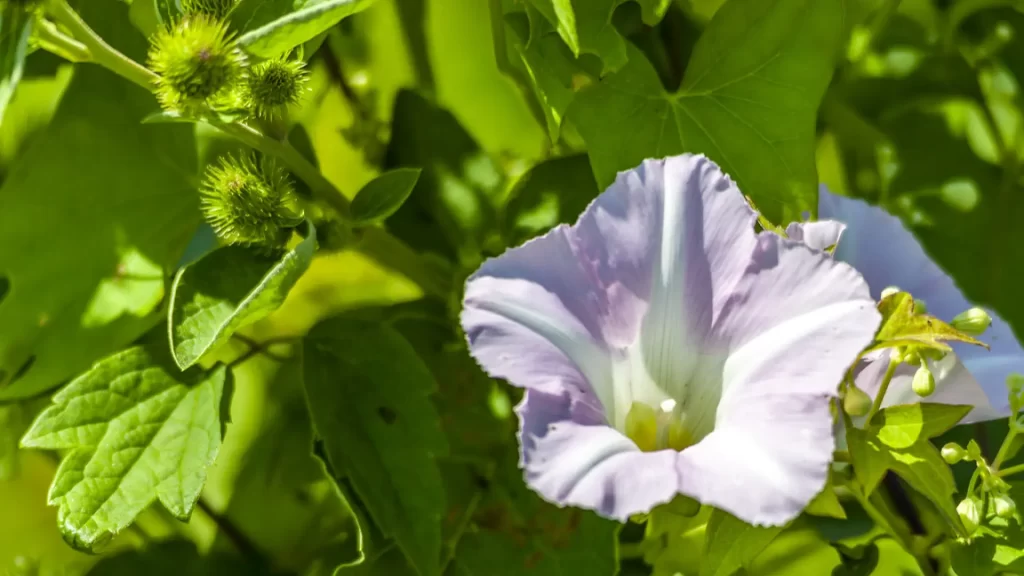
914,298,928,314
941,443,967,464
912,363,936,397
994,493,1017,519
952,307,992,336
843,384,872,417
957,497,981,535
880,286,900,299
967,439,982,461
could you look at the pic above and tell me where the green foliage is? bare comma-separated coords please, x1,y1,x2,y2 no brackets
168,222,316,368
6,0,1024,573
20,340,229,551
0,4,31,125
873,291,987,353
350,168,421,225
700,509,782,576
232,0,378,58
0,3,199,401
567,0,846,222
303,317,447,576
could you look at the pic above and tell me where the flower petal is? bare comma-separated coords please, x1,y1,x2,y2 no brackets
820,187,1020,415
518,389,679,521
785,220,845,253
696,232,878,525
853,350,1003,423
678,393,834,526
463,154,759,425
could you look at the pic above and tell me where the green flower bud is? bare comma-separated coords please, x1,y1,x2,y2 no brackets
951,307,992,336
957,497,981,535
912,363,936,397
880,286,900,300
148,14,247,113
244,58,309,120
181,0,237,19
994,493,1017,519
843,384,872,417
941,443,967,464
200,153,303,249
966,439,982,461
914,298,928,315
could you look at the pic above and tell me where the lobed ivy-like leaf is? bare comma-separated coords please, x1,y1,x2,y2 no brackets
168,222,316,369
233,0,378,58
20,344,228,551
303,317,447,576
567,0,846,223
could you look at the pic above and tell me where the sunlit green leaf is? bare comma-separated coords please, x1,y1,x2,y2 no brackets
350,168,421,225
701,508,782,576
887,442,964,537
567,0,845,222
20,342,228,551
234,0,378,58
805,474,847,520
872,403,973,449
846,428,890,496
304,317,447,576
0,5,31,126
0,2,199,400
169,223,317,369
874,292,986,352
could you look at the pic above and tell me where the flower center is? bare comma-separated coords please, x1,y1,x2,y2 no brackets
609,342,724,453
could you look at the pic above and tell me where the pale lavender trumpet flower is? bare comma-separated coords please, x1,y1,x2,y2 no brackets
461,155,880,525
803,187,1021,422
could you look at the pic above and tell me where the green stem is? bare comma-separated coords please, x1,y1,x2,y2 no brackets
993,425,1018,470
997,462,1024,478
46,0,158,90
866,355,900,423
34,19,91,62
356,227,452,299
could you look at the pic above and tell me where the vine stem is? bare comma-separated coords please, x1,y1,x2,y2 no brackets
47,0,158,90
865,355,900,423
40,0,451,298
33,19,91,62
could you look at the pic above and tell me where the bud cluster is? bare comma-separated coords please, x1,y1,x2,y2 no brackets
147,12,309,121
